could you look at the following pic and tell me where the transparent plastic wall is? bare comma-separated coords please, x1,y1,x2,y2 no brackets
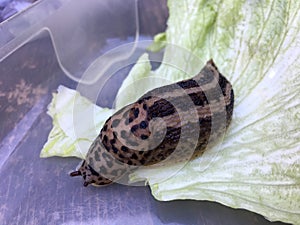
0,0,139,84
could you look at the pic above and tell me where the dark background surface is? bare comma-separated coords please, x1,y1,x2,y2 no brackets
0,0,38,22
0,0,292,224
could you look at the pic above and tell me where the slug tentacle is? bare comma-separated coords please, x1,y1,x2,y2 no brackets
71,59,234,187
70,171,81,177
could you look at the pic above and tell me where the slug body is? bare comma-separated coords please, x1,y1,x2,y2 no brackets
70,60,234,186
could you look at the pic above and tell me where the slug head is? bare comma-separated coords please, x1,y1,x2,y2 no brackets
70,160,112,187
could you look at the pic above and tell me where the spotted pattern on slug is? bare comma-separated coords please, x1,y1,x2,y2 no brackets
70,59,235,186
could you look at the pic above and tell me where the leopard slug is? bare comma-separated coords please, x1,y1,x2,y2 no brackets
70,59,234,186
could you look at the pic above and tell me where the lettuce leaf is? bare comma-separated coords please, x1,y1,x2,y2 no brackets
40,85,113,158
117,0,300,224
40,0,300,224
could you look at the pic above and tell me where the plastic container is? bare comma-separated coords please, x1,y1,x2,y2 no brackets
0,1,289,224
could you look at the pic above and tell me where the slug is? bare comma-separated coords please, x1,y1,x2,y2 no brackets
70,59,234,187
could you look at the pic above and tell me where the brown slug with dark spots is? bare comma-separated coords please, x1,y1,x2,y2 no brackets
70,59,234,186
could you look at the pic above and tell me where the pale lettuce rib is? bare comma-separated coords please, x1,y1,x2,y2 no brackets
40,86,114,158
